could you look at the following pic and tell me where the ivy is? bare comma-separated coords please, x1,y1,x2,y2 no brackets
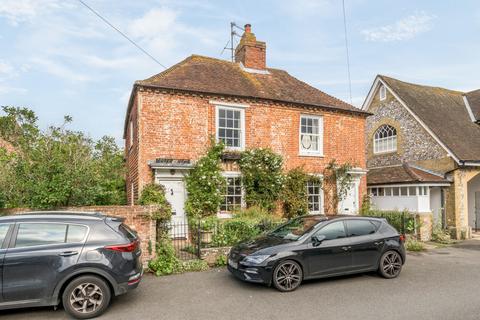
185,140,226,219
138,183,172,222
238,148,284,212
282,167,310,219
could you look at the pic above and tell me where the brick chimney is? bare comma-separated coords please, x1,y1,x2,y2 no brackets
235,24,266,70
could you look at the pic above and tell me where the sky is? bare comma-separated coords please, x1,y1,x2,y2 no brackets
1,0,479,144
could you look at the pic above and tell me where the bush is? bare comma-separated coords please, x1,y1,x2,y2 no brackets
148,237,181,276
185,140,225,219
239,148,284,211
138,183,172,222
214,254,227,267
431,222,452,244
361,209,416,234
181,259,209,272
406,238,425,252
282,167,310,219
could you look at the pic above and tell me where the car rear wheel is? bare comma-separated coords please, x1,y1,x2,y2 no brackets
62,275,111,319
272,260,303,292
378,250,403,279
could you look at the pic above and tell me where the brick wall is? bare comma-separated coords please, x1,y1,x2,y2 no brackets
126,87,367,213
0,205,157,263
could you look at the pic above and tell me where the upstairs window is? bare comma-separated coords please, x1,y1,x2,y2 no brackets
129,120,134,149
373,125,397,154
379,85,387,101
300,115,323,156
216,106,244,150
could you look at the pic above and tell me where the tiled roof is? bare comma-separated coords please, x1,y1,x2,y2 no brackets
380,76,480,162
0,138,14,153
465,89,480,122
367,163,450,186
136,55,367,114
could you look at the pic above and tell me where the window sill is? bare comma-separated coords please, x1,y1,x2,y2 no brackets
217,212,233,219
373,150,397,156
299,152,324,158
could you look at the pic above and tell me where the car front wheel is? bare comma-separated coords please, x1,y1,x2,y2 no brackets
378,250,403,279
62,275,112,319
272,260,303,292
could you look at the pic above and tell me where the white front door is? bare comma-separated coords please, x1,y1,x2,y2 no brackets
159,180,187,238
338,179,359,215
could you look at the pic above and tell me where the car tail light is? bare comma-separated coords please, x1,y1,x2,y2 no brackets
399,234,406,242
105,240,139,252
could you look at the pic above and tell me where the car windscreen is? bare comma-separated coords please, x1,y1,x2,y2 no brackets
268,216,324,241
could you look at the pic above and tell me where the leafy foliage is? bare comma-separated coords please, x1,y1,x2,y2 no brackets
0,107,126,209
185,140,226,219
282,167,311,219
148,237,181,276
405,237,425,252
361,209,417,234
431,222,452,244
138,183,172,222
215,254,227,267
239,148,284,211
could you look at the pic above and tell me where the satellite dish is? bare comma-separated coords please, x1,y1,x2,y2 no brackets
301,135,312,149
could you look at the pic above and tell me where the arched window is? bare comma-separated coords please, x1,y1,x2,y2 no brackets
374,125,397,154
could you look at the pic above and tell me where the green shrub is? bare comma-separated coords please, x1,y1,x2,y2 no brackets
138,183,172,222
185,140,225,219
239,148,284,211
281,167,310,219
406,238,425,252
361,209,416,234
148,238,181,276
431,222,452,244
214,254,227,267
181,259,209,272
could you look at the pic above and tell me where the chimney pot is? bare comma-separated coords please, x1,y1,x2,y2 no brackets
234,24,266,70
244,24,251,33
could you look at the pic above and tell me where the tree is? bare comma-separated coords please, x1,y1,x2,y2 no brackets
0,106,126,209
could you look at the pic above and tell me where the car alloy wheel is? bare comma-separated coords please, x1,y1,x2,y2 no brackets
62,275,111,319
70,283,104,314
273,260,303,292
379,250,402,279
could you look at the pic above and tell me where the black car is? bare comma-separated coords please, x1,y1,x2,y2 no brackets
228,215,406,292
0,212,143,319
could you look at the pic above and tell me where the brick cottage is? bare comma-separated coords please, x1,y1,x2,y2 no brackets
124,24,369,225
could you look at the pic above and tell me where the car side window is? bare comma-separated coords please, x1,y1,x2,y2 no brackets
0,224,11,247
315,221,346,241
15,223,67,248
66,225,88,243
345,220,377,237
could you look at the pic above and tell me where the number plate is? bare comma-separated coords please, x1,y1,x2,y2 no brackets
228,258,238,269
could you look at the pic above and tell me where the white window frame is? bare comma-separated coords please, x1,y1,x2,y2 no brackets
379,85,386,101
215,105,246,151
299,114,324,157
306,177,324,214
373,125,397,154
218,172,244,217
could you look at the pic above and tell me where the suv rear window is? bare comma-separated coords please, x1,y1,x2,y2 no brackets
0,224,11,247
119,224,137,241
345,220,378,237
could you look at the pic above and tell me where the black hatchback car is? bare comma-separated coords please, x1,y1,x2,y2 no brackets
0,212,142,319
228,215,406,292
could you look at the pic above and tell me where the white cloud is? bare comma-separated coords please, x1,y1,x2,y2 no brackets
0,61,14,76
0,0,64,26
128,8,177,40
362,12,436,42
31,58,92,82
0,85,27,95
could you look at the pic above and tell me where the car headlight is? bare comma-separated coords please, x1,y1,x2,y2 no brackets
242,254,270,265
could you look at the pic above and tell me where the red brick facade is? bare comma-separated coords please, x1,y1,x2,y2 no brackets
125,88,367,214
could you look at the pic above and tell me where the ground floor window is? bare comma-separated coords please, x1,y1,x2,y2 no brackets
220,175,243,212
307,180,322,213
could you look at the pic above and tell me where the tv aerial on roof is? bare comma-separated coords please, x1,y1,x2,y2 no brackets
221,22,245,62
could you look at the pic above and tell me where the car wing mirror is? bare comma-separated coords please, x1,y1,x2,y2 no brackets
312,234,326,246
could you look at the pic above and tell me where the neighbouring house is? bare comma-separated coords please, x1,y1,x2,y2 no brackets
0,137,14,153
362,75,480,239
124,24,369,228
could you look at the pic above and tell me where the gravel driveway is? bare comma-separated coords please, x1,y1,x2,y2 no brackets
3,240,480,320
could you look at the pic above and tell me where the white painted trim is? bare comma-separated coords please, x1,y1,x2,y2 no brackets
238,62,270,75
219,171,245,214
306,177,324,215
209,100,250,109
299,114,324,157
363,76,462,165
215,105,246,151
368,183,451,188
463,95,477,123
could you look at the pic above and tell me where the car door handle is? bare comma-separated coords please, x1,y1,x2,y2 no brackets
59,251,78,257
341,246,351,251
374,241,384,246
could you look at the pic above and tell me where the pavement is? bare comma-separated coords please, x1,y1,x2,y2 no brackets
3,239,480,320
